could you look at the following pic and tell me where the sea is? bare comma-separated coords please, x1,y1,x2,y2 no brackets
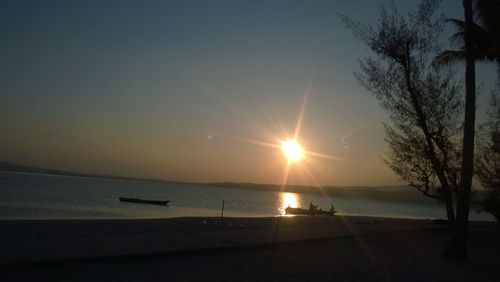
0,172,495,221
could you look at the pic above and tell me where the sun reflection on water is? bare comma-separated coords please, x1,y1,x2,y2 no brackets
278,192,301,216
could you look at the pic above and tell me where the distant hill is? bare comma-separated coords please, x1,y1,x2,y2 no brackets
0,161,87,177
0,162,123,178
0,161,173,184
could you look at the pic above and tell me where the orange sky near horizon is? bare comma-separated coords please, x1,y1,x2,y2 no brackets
1,0,495,186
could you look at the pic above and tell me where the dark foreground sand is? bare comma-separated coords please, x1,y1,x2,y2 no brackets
0,216,499,281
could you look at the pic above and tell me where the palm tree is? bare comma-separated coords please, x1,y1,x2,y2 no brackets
438,0,500,261
436,0,500,76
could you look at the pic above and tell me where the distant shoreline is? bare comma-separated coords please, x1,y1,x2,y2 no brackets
0,161,483,204
0,161,184,185
0,160,408,190
0,162,462,204
0,161,398,189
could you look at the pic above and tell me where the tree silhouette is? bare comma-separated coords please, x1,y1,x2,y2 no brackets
476,86,500,221
442,0,478,261
435,0,500,77
340,0,463,224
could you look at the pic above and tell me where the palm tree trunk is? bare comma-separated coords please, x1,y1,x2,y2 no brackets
443,0,475,261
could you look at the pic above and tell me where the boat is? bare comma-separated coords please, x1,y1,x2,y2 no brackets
285,203,337,216
119,197,169,206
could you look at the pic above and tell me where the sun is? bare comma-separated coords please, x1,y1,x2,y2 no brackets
281,139,304,162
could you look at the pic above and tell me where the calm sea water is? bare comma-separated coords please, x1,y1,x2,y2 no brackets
0,172,494,221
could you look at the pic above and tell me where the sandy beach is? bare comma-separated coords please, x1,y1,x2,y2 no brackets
1,216,499,281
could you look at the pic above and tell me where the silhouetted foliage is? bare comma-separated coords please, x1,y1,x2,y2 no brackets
476,86,500,221
340,0,464,223
435,0,500,77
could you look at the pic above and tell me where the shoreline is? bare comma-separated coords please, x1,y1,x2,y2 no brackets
0,214,440,224
0,212,496,223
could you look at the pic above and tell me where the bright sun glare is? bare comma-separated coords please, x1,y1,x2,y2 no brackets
281,139,304,162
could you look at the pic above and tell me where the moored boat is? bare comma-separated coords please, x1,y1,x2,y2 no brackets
285,202,337,216
119,197,169,206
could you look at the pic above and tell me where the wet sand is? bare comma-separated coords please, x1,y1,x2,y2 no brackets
1,216,499,281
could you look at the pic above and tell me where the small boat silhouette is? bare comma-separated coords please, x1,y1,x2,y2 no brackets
119,197,169,206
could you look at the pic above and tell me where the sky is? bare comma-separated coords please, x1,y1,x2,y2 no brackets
0,0,497,186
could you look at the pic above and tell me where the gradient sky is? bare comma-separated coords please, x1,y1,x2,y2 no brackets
0,0,497,186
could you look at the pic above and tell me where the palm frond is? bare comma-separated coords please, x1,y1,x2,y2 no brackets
474,0,500,36
445,18,466,32
435,48,496,66
434,50,466,65
445,18,491,48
